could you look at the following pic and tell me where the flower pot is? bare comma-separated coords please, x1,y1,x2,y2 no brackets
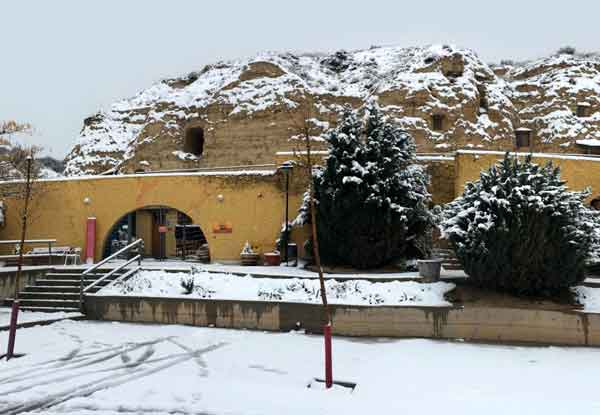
417,259,443,282
264,252,281,266
240,253,259,266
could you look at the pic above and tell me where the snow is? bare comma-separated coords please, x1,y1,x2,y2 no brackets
0,168,277,185
96,269,455,307
64,43,516,176
577,138,600,147
574,286,600,313
2,320,600,414
457,148,600,162
0,307,81,327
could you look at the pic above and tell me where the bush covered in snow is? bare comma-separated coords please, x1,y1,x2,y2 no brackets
441,154,597,297
311,103,432,269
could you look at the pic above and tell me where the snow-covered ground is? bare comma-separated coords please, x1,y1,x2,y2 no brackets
0,307,81,328
2,320,600,414
96,269,455,307
573,286,600,313
78,259,469,281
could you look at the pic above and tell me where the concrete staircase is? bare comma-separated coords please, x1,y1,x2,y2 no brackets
6,268,124,313
432,248,463,271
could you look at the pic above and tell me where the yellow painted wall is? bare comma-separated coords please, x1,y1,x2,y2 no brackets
0,171,303,262
4,150,597,265
455,150,600,202
135,210,153,256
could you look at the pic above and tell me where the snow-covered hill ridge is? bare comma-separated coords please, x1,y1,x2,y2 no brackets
64,45,600,176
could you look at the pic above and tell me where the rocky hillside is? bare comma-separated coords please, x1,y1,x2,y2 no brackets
63,45,600,176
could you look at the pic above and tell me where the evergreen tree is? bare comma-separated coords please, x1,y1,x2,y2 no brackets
441,154,597,297
311,103,432,269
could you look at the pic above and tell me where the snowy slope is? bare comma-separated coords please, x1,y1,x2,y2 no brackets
64,46,600,176
63,44,516,175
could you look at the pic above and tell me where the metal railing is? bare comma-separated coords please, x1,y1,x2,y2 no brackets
79,239,143,311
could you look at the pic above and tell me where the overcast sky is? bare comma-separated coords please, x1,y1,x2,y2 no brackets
2,0,598,158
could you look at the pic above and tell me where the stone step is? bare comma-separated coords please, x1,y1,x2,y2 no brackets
24,285,80,293
34,278,115,287
43,272,122,280
442,264,464,270
19,306,81,313
20,292,80,301
17,298,80,309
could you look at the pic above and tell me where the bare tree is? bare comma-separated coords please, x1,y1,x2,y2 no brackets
0,122,44,359
284,98,334,387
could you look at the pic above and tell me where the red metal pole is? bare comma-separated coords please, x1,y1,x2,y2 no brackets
85,217,96,264
324,323,332,388
6,300,20,360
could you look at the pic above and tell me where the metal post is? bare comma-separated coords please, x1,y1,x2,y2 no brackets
284,171,289,264
6,301,19,360
48,241,52,266
324,323,333,388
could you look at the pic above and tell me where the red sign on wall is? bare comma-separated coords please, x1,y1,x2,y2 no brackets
212,223,233,234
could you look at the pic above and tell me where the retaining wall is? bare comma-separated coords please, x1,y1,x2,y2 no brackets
0,267,51,300
85,291,600,347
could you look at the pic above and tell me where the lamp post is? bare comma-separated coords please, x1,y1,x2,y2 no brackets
279,161,293,265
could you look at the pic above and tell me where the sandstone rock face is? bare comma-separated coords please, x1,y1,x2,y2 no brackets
506,54,600,153
64,46,600,176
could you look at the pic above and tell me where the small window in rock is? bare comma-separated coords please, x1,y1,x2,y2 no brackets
515,128,532,148
576,103,590,118
184,127,205,156
432,114,444,131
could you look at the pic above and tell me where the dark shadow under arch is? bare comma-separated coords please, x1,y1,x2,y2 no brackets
102,205,209,261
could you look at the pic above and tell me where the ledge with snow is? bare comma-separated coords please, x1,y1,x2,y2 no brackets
83,268,600,347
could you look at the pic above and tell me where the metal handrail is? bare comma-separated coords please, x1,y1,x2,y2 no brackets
83,254,141,294
102,266,141,291
79,238,143,311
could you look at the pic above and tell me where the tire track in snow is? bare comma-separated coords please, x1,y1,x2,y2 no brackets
0,338,172,386
0,342,227,415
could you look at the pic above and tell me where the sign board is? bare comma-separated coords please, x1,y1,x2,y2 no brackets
212,222,233,234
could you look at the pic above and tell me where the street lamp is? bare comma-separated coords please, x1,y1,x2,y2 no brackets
279,161,294,265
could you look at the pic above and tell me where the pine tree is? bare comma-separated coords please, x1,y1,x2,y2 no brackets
441,154,597,297
312,103,432,269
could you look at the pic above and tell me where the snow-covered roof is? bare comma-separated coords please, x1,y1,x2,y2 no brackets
576,139,600,147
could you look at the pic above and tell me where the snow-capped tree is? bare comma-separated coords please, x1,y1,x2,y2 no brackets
311,103,432,269
441,154,597,297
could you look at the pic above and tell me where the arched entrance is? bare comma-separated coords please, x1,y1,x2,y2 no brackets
102,205,210,261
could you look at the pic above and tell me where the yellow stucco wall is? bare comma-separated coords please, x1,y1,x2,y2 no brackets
3,150,597,264
0,171,304,262
455,150,600,201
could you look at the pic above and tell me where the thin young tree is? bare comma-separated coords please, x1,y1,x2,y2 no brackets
0,122,43,359
286,98,333,387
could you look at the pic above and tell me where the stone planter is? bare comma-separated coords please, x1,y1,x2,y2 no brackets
263,252,281,266
240,253,260,266
417,259,443,282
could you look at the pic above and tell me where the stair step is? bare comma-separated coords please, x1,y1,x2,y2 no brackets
35,279,115,286
19,306,81,313
18,299,80,308
443,265,464,270
25,285,80,293
43,272,123,280
20,292,80,300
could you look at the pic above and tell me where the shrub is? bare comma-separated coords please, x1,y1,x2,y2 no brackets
557,46,576,55
441,154,596,297
310,102,432,269
180,276,195,294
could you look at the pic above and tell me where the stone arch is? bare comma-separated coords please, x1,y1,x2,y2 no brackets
100,204,210,261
